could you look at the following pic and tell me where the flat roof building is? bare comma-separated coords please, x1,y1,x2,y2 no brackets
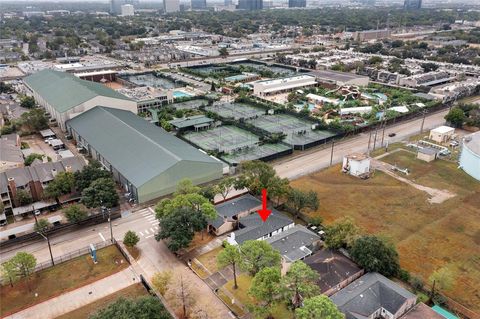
253,75,317,97
309,70,370,87
66,106,223,203
24,69,137,130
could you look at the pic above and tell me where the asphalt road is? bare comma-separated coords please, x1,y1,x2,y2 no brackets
274,108,450,179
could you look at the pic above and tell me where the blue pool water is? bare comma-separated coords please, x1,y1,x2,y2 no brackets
173,91,193,98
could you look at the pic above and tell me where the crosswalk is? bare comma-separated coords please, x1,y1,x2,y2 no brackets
138,207,159,239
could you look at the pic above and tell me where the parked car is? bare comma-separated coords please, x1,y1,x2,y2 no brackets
34,209,41,216
388,133,396,137
449,141,459,147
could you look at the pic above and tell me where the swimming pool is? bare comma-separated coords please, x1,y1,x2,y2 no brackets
173,91,193,98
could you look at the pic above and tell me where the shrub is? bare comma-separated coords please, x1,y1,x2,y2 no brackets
123,230,140,247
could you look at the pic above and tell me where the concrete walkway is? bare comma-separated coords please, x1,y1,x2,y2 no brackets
6,268,138,319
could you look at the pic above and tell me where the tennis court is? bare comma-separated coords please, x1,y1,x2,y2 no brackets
183,125,259,153
222,143,292,165
247,114,335,147
206,102,265,120
173,99,207,110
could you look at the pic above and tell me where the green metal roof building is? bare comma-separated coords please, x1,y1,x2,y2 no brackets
24,69,137,130
66,107,223,203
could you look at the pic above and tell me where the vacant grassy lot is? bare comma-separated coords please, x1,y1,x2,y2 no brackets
291,155,480,313
56,283,148,319
223,274,294,319
0,245,128,317
197,247,223,274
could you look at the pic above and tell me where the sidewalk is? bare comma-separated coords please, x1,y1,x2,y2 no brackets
5,268,138,319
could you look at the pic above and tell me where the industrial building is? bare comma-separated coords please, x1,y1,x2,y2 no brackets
309,70,370,87
121,4,135,16
66,106,223,203
23,69,137,130
429,126,455,143
459,132,480,181
253,75,317,97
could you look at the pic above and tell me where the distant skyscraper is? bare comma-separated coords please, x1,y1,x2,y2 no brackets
288,0,306,7
121,4,135,16
164,0,180,13
404,0,422,10
191,0,207,9
237,0,263,10
110,0,138,15
224,0,232,5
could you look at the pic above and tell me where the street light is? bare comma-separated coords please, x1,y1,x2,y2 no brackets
107,208,113,243
37,231,54,266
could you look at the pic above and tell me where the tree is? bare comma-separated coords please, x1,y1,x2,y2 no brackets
165,273,196,319
281,261,319,309
218,47,228,57
64,204,88,223
156,207,207,252
248,267,281,318
20,96,35,108
429,267,454,292
267,176,290,206
174,178,201,196
295,295,344,319
81,177,119,208
287,188,319,219
152,270,173,296
43,171,75,199
350,235,400,277
24,153,44,166
16,189,33,206
74,160,111,191
421,62,439,73
34,218,50,234
89,296,171,319
123,230,140,247
217,244,241,289
444,108,466,128
19,109,48,132
1,260,17,287
155,192,216,221
239,240,281,276
215,177,235,201
324,217,360,249
210,81,216,92
235,160,277,195
9,252,37,291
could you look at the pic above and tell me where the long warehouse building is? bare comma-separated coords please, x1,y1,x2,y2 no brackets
66,106,223,203
24,69,137,130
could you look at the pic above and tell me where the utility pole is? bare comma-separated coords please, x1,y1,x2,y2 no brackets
38,232,54,266
367,131,372,154
329,141,335,166
108,208,113,243
373,125,379,151
420,110,427,133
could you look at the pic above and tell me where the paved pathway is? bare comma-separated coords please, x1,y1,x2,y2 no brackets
5,268,138,319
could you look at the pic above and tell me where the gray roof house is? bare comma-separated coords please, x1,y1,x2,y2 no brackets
23,69,137,130
227,209,294,245
66,106,223,204
330,272,417,319
266,225,321,274
209,194,262,236
0,137,24,171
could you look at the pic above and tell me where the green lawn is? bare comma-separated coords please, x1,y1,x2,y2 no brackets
0,245,128,317
291,154,480,313
223,274,294,319
56,283,148,319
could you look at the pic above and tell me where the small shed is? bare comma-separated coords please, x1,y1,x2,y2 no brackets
417,147,437,162
342,153,371,178
429,126,454,143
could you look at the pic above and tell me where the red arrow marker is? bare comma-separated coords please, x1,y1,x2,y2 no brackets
257,188,272,222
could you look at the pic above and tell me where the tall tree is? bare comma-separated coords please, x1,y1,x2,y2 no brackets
324,217,360,249
267,177,290,206
34,218,50,234
174,178,201,196
89,296,171,319
444,108,466,128
43,171,75,199
156,207,207,252
350,235,400,277
217,244,241,289
239,240,281,276
281,261,319,309
165,273,196,319
20,96,35,108
152,270,173,296
16,189,33,206
248,267,282,319
287,188,319,219
74,160,111,191
235,160,278,195
215,177,236,201
9,252,37,291
1,260,17,287
64,204,88,223
295,295,344,319
81,177,119,208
